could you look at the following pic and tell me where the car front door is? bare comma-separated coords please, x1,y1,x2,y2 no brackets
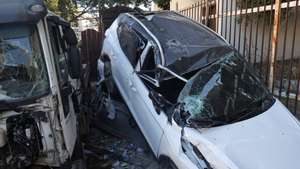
117,21,163,156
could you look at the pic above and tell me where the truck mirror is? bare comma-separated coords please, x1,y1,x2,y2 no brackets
64,27,78,46
67,46,81,79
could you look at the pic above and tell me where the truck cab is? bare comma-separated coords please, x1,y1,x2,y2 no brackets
0,0,83,168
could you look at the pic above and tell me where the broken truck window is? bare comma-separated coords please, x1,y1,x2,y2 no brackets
0,24,49,102
176,47,275,128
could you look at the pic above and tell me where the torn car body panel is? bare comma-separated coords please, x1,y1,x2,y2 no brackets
183,100,300,169
101,10,300,169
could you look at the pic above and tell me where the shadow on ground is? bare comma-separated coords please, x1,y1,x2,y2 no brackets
84,100,160,169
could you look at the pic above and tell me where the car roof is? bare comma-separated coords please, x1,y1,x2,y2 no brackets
128,11,229,77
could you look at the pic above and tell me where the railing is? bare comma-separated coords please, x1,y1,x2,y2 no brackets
179,0,300,116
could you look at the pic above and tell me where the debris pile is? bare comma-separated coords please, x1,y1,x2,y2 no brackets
84,128,160,169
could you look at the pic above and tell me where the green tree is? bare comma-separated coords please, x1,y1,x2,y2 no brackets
44,0,59,13
153,0,170,10
77,0,151,21
45,0,78,22
45,0,151,23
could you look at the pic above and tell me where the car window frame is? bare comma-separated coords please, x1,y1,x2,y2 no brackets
135,41,160,87
117,16,162,87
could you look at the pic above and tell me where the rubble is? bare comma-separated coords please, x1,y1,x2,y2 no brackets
84,128,160,169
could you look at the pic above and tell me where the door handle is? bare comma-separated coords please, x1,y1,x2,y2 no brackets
128,79,137,92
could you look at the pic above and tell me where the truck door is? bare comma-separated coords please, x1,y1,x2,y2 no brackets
47,20,77,155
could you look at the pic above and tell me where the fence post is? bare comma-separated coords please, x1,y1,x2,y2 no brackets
269,0,281,90
217,0,222,34
205,0,209,26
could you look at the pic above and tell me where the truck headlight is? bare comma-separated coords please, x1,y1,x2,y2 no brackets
181,136,212,169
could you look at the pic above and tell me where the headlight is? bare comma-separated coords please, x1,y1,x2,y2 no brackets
181,136,212,169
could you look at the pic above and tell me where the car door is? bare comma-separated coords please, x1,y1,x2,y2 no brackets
131,45,165,156
117,21,164,156
46,19,77,155
109,23,140,103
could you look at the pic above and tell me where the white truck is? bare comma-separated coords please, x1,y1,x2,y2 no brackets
0,0,85,168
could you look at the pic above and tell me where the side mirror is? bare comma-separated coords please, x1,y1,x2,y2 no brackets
64,27,78,46
67,46,81,79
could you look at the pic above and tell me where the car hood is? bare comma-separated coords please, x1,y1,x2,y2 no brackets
184,100,300,169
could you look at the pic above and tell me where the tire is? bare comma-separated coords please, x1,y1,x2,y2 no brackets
57,159,86,169
58,136,86,169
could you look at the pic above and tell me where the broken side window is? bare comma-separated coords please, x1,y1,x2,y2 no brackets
0,24,49,102
136,44,157,80
175,47,275,128
117,24,146,66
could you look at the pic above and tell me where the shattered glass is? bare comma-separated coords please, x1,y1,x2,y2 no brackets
0,25,49,101
176,47,275,128
139,12,227,76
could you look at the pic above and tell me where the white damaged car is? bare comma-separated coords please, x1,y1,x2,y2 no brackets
100,11,300,169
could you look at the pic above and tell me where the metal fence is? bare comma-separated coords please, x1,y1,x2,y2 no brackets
81,29,102,81
179,0,300,116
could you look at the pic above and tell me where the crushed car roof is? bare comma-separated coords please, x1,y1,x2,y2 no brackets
132,11,229,76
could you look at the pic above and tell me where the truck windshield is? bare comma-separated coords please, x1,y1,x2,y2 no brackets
177,47,275,128
0,24,49,102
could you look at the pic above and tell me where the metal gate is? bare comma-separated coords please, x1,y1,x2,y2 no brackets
179,0,300,116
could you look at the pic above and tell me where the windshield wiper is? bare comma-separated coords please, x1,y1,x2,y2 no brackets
0,100,22,111
0,98,39,112
231,108,261,123
231,92,275,123
191,118,227,128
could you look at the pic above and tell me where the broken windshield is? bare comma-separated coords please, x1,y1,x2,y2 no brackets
0,24,49,102
176,47,275,128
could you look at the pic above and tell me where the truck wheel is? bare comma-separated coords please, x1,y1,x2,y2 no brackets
58,159,86,169
59,138,86,169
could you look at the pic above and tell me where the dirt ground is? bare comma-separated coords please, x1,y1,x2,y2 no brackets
84,128,160,169
83,98,161,169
